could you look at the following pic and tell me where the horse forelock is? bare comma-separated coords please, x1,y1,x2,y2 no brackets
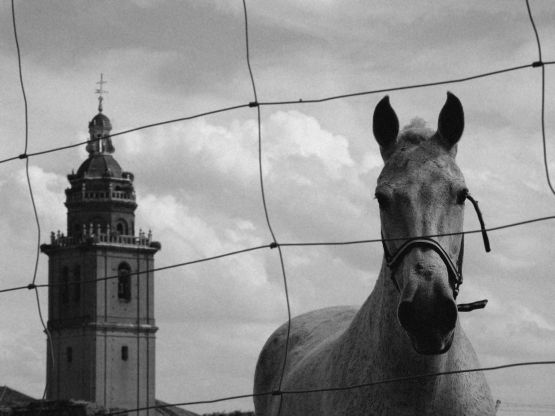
398,129,432,146
398,118,435,146
379,122,462,185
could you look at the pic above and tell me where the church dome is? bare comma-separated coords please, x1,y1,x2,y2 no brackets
76,153,123,178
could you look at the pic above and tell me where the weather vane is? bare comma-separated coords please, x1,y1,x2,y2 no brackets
95,73,108,112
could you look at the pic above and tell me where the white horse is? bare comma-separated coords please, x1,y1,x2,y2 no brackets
253,93,495,415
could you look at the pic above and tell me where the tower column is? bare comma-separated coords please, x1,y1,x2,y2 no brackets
41,89,161,415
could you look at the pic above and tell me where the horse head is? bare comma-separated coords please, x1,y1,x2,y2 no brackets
373,92,466,355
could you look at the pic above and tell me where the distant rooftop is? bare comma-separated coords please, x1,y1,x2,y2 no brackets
0,386,36,407
155,400,200,416
0,387,200,416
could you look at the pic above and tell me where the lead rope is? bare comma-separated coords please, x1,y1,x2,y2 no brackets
466,193,491,253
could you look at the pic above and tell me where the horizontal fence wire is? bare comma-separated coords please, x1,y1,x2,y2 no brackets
1,214,555,295
0,104,251,164
499,400,555,413
0,244,271,294
0,62,553,167
5,0,555,414
104,360,555,415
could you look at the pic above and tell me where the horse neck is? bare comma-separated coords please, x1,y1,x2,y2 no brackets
341,258,452,380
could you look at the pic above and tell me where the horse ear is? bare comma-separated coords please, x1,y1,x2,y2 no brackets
437,92,464,154
373,96,399,160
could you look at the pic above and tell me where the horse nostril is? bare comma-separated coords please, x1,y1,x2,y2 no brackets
437,298,458,332
398,300,419,332
397,298,457,333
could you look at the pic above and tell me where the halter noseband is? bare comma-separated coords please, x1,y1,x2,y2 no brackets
383,236,464,296
381,193,490,311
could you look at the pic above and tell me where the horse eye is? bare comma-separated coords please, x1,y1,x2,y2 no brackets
375,192,388,208
456,188,469,205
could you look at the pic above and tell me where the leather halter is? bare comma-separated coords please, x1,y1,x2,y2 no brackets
381,193,490,310
382,236,464,296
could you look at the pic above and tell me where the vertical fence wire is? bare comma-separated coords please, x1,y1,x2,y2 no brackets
525,0,554,198
10,0,54,403
242,1,293,413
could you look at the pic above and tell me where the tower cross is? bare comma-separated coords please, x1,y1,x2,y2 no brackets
95,73,109,112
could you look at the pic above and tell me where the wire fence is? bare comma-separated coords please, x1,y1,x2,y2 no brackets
5,0,555,414
3,215,555,295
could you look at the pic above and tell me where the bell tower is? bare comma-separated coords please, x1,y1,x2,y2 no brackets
41,77,160,415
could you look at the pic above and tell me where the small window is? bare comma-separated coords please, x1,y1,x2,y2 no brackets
118,263,131,302
67,347,73,363
121,346,128,361
116,219,128,235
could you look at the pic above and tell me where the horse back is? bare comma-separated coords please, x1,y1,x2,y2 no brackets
253,305,357,415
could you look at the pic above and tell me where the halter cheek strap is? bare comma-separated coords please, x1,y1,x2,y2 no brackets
381,193,490,311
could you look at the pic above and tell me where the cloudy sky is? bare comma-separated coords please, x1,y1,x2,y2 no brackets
1,0,555,414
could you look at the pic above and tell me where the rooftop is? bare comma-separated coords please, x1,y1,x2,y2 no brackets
76,153,123,179
0,386,36,407
0,387,200,416
89,112,112,131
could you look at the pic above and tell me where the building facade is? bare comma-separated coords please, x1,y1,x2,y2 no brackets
40,100,160,415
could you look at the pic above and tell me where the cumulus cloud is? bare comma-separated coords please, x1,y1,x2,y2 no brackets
263,110,354,178
120,109,377,246
16,166,67,229
124,108,380,321
136,191,284,321
0,317,46,397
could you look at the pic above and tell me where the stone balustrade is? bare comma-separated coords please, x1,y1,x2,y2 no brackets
49,227,153,248
66,189,136,203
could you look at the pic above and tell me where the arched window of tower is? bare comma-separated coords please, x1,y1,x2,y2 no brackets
117,263,131,302
116,219,128,235
121,345,129,361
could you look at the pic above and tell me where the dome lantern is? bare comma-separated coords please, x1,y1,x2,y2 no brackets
86,73,115,155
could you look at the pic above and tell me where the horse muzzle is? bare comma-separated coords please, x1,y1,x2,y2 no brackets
397,273,458,355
